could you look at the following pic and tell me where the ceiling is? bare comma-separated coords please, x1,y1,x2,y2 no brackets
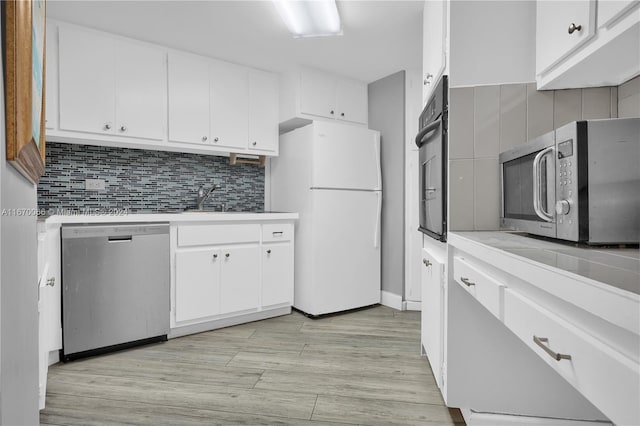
47,0,423,83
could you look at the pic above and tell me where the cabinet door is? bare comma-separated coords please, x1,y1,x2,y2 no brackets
422,0,446,106
210,61,249,150
598,0,637,28
299,68,335,119
58,26,115,134
45,23,58,130
115,40,165,140
262,244,293,307
175,249,221,322
168,53,210,145
248,70,278,152
220,246,260,314
421,248,444,389
335,78,368,125
536,1,596,75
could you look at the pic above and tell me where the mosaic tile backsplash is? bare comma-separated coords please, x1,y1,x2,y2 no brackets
38,143,265,213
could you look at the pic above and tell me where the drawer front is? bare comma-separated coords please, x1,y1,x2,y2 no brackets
178,224,260,247
262,223,293,243
503,289,640,426
453,256,504,320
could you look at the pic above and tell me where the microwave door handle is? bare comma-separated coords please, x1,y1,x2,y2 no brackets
532,147,555,222
414,118,442,147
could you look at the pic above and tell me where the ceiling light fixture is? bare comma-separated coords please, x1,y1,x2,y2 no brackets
273,0,342,38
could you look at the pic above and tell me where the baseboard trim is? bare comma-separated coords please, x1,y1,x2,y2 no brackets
403,300,421,311
380,291,403,310
461,409,612,425
169,306,291,339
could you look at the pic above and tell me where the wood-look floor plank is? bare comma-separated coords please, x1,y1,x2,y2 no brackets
42,393,346,426
254,369,444,404
41,305,464,425
58,355,264,389
46,371,317,420
312,394,463,426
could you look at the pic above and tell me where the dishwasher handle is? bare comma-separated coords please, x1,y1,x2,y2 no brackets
108,235,133,243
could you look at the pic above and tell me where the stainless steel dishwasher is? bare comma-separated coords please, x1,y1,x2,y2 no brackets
61,223,170,361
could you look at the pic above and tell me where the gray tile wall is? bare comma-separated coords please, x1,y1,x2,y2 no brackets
449,84,618,231
38,143,265,213
618,75,640,118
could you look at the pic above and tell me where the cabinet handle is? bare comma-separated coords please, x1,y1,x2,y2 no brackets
267,249,272,254
330,110,335,115
252,141,257,146
104,123,112,130
272,231,283,236
568,23,582,34
225,253,230,258
213,253,218,259
214,137,219,142
340,112,345,117
120,125,127,132
423,73,433,86
423,258,432,267
46,277,55,287
533,336,572,361
460,277,475,287
202,136,208,142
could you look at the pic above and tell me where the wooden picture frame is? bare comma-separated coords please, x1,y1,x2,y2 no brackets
4,0,46,184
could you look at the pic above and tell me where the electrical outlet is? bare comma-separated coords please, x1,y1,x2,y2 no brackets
85,179,105,191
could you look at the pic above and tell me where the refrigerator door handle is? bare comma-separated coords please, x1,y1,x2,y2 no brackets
374,134,382,191
374,192,382,248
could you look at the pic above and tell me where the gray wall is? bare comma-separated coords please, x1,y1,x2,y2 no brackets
368,71,405,297
448,83,619,231
618,75,640,118
0,17,40,423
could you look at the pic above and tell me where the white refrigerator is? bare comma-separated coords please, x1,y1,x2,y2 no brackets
270,121,382,316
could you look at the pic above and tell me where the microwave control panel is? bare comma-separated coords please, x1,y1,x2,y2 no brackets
555,128,580,242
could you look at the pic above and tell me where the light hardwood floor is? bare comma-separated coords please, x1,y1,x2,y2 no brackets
41,305,464,425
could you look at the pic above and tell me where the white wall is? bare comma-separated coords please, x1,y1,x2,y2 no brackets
449,0,536,88
0,19,41,424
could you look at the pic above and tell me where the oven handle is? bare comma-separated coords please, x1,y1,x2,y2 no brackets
532,147,555,222
415,118,442,148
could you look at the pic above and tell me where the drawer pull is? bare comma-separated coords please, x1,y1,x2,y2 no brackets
423,258,432,267
272,231,283,236
460,277,475,287
533,336,572,361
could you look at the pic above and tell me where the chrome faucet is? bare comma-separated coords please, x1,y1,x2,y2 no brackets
196,184,219,210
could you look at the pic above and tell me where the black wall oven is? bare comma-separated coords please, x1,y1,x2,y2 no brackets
415,75,448,241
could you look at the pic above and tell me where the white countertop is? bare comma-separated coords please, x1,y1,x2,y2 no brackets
449,231,640,296
40,211,299,225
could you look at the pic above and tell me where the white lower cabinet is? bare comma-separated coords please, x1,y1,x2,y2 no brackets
420,247,445,390
175,248,221,322
262,243,294,307
173,221,295,330
219,246,260,314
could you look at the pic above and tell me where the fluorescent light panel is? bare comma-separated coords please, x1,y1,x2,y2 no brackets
274,0,342,38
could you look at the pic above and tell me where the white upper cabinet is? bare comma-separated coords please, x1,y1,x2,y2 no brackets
45,23,58,130
210,60,249,150
249,70,279,152
422,0,447,106
536,0,595,75
335,77,368,124
300,67,336,118
280,66,368,128
48,20,280,157
115,40,165,140
58,25,165,140
536,0,640,89
58,26,116,135
168,53,210,145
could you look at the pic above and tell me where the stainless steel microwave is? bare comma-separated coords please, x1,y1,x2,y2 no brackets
499,118,640,244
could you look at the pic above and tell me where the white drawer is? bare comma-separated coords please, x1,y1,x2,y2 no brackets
503,289,640,426
178,224,260,247
262,223,293,243
453,256,504,320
